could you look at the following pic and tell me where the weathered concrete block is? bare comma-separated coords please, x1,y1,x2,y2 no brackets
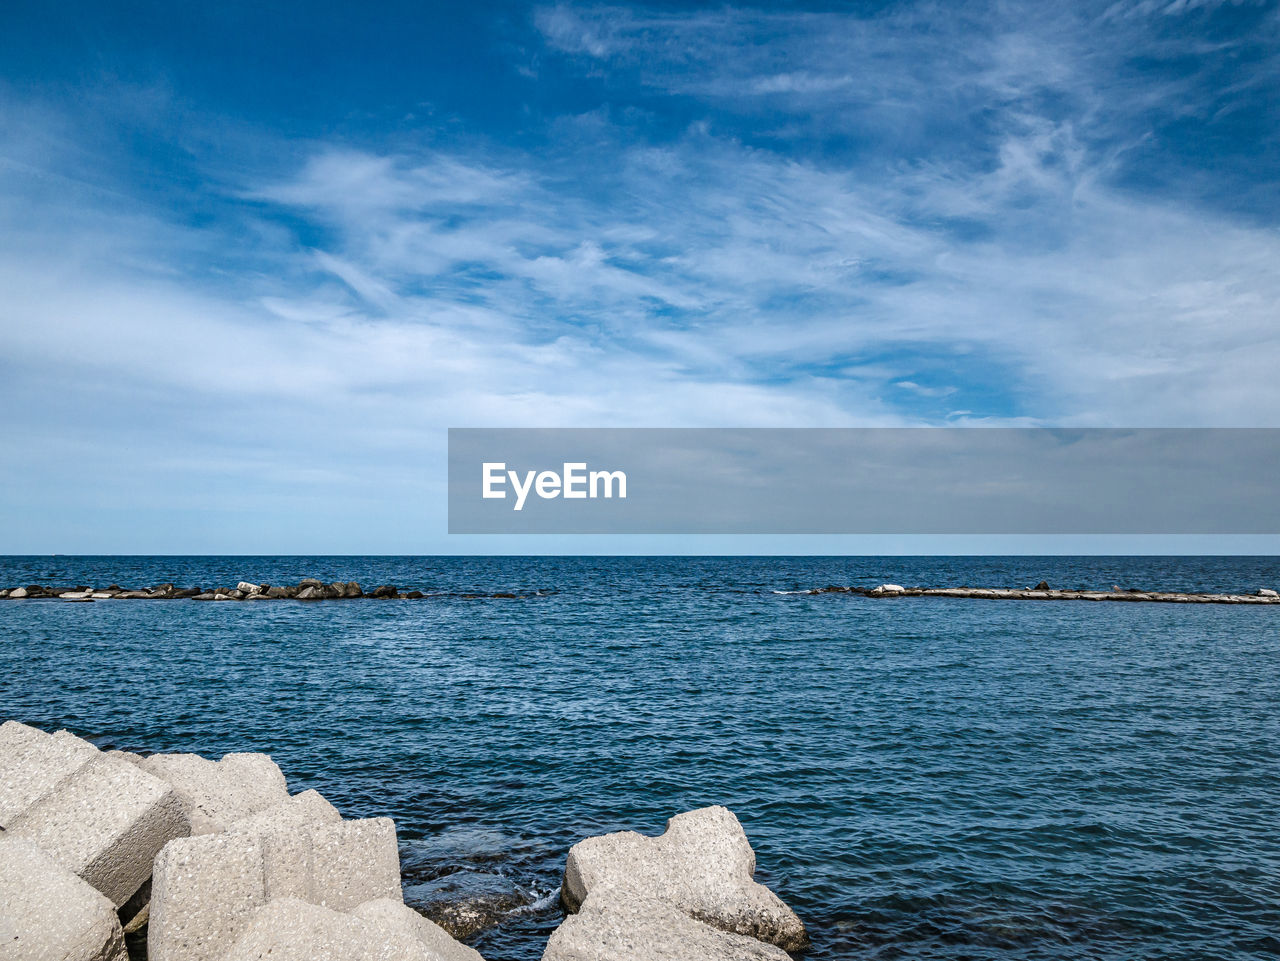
561,806,807,951
230,788,341,835
543,891,790,961
148,832,266,961
0,836,127,961
353,897,484,961
0,720,99,825
308,817,403,910
142,751,290,833
5,751,188,907
221,898,439,961
148,816,402,960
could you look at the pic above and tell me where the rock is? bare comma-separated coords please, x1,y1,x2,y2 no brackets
213,594,231,601
544,890,790,961
265,585,292,598
0,835,128,961
296,586,322,600
371,585,398,598
298,578,325,589
425,890,530,940
193,592,216,600
118,590,153,598
60,591,93,600
1260,588,1279,597
5,750,188,906
237,582,262,594
11,586,28,598
172,587,202,598
0,588,8,597
229,589,246,600
1034,581,1050,591
149,832,265,961
870,583,905,594
142,751,290,834
344,581,364,598
220,898,437,961
353,898,485,961
149,817,404,961
403,590,426,599
561,805,807,951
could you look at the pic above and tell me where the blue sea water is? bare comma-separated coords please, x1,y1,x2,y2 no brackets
2,556,1279,961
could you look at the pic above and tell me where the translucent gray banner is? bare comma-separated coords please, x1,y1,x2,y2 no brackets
447,428,1280,534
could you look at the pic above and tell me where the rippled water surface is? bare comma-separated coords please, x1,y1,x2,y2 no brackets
2,556,1279,960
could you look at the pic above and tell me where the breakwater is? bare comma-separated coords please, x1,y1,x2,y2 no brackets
4,578,1278,603
811,582,1280,604
0,580,543,601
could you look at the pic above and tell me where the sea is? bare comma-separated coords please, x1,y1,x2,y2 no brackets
2,555,1278,960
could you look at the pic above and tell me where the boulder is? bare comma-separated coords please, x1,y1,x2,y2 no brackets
298,578,325,588
353,897,485,961
870,584,905,594
221,898,437,961
0,835,128,961
1260,588,1279,597
266,585,293,598
193,592,216,600
344,581,364,598
4,750,188,906
544,891,790,961
10,586,28,597
148,817,404,961
371,585,398,598
561,806,807,951
1034,581,1050,591
237,581,262,594
296,586,322,600
142,751,290,834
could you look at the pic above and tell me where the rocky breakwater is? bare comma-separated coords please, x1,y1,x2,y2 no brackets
0,721,483,961
810,583,1280,605
0,580,425,602
544,806,808,961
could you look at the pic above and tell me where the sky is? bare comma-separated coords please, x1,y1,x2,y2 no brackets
1,0,1278,554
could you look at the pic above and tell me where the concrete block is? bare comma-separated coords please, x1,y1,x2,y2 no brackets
222,898,442,961
148,833,266,961
0,720,98,825
0,836,127,961
543,890,791,961
5,752,189,907
353,897,485,961
141,751,290,834
307,817,402,910
562,806,807,951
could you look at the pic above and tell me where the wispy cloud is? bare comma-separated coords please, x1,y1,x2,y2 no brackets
0,0,1277,550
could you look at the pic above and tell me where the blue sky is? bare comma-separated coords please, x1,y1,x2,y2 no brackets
1,0,1278,553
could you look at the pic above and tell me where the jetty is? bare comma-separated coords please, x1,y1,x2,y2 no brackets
0,580,539,602
815,583,1280,605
